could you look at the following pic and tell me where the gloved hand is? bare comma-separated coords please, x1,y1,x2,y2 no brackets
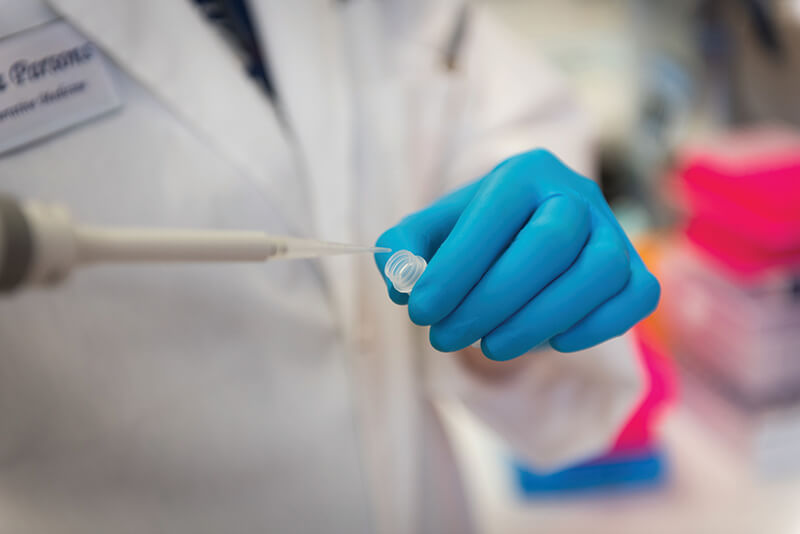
374,149,660,361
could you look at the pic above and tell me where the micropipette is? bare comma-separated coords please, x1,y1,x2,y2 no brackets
0,196,390,293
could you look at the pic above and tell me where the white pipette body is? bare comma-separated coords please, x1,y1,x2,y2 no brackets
0,198,388,292
73,227,387,263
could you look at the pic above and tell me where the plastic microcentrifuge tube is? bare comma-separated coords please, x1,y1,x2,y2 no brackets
384,250,427,293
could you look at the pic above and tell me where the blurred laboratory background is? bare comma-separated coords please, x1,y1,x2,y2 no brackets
453,1,800,533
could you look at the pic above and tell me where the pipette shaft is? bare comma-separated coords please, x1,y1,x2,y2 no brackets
74,227,281,263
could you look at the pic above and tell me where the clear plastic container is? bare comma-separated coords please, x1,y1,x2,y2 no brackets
384,250,427,293
660,244,800,404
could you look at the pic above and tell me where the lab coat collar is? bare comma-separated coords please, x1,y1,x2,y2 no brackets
247,0,358,333
45,0,312,237
246,1,355,244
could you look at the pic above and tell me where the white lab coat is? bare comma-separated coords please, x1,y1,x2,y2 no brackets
0,1,643,533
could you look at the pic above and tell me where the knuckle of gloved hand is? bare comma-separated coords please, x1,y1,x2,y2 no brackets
544,213,580,246
591,240,632,288
500,148,553,168
494,152,525,171
524,148,561,178
500,148,558,186
575,176,603,201
522,147,559,165
638,269,662,312
559,192,591,229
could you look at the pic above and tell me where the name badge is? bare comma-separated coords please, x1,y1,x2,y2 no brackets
0,21,121,155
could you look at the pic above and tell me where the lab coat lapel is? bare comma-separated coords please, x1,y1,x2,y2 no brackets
46,0,311,237
247,0,358,330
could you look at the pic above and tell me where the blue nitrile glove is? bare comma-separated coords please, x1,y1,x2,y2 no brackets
374,149,660,361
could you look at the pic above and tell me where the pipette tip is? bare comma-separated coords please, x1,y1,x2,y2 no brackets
270,237,393,259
